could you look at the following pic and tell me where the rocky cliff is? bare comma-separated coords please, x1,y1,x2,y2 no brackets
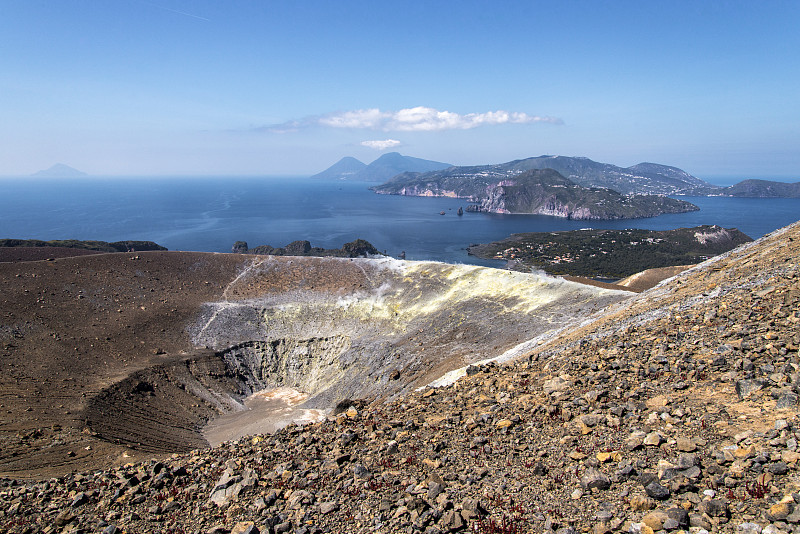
462,170,698,220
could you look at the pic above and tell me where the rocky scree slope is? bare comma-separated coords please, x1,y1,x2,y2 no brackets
2,223,800,533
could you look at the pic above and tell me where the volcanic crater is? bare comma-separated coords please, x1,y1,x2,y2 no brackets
0,253,631,478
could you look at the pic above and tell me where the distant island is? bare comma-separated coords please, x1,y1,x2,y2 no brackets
311,152,451,182
465,169,698,219
232,238,381,258
365,154,800,218
372,155,715,197
374,166,699,220
717,179,800,198
366,155,800,211
31,163,87,178
467,225,753,278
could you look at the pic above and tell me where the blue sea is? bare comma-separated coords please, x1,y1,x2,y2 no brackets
1,176,799,266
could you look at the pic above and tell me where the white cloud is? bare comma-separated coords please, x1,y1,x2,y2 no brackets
321,109,388,129
266,106,561,133
361,139,402,150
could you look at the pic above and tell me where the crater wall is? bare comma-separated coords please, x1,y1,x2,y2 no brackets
190,257,632,415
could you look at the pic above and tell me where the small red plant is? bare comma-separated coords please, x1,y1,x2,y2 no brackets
746,481,769,499
471,515,523,534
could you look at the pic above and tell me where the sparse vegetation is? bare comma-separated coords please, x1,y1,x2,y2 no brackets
468,225,752,278
0,238,166,252
233,238,381,258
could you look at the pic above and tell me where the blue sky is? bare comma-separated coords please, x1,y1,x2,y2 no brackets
1,1,798,180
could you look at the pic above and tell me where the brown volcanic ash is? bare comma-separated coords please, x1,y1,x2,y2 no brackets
0,252,628,478
0,252,245,477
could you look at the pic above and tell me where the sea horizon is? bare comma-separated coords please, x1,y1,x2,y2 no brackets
2,176,799,267
3,172,798,186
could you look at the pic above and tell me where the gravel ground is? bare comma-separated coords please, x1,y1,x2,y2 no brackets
1,222,799,533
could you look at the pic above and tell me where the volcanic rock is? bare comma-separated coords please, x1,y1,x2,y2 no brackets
1,221,800,533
